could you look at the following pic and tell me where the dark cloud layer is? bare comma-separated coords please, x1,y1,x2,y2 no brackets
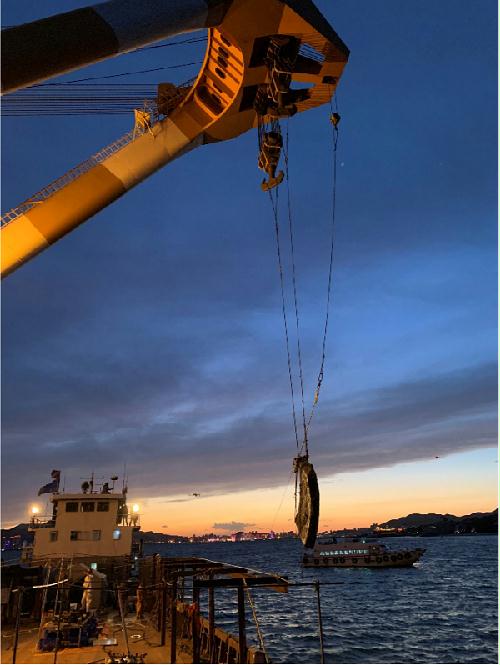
1,351,496,524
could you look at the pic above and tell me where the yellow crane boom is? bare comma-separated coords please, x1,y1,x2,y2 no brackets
1,0,349,277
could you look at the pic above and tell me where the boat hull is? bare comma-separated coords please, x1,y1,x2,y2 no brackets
302,548,425,568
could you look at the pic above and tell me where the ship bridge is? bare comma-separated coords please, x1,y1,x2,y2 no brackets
27,490,140,564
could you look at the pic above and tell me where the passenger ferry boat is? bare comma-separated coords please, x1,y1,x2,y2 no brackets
302,537,425,568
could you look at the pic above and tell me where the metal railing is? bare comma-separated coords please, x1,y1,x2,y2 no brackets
1,82,193,229
29,517,56,529
1,124,149,228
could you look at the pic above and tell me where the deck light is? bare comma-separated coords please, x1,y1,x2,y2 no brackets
31,505,39,515
132,503,140,513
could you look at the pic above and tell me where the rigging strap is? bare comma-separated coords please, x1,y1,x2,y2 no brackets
244,581,271,663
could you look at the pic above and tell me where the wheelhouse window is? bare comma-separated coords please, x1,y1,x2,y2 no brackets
70,530,101,541
50,531,58,542
97,502,109,512
66,502,78,512
81,502,95,512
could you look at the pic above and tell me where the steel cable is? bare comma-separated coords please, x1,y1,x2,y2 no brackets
307,92,340,428
283,122,308,457
267,185,300,452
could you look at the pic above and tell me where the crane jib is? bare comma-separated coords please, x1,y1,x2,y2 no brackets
1,0,348,278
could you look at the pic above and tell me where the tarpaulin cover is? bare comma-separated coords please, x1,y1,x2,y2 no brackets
294,456,319,548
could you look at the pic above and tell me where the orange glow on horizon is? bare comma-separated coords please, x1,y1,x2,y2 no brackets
134,449,498,536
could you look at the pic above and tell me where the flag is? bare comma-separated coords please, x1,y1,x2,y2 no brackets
38,470,61,495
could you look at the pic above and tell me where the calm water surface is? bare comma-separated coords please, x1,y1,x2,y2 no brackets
145,536,498,664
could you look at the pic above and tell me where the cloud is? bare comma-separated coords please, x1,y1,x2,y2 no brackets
1,353,496,526
213,522,255,532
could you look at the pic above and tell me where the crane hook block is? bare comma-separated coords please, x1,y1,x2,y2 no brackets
261,171,284,192
330,112,341,127
258,130,284,191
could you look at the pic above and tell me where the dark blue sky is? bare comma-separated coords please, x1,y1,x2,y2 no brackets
1,0,497,526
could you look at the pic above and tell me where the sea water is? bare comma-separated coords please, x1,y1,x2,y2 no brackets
145,535,498,664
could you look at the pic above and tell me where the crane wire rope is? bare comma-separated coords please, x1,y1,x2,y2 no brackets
307,91,340,429
1,34,207,117
1,70,200,116
269,467,295,531
244,581,271,663
263,116,308,515
26,61,201,86
283,121,308,457
267,181,300,452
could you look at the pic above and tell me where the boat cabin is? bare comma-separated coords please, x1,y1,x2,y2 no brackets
26,489,139,564
312,539,387,557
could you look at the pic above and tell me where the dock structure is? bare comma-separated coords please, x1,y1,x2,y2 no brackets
1,554,288,664
139,554,288,663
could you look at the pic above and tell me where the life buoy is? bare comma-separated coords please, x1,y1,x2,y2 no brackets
390,555,397,562
376,557,382,564
397,553,403,560
383,555,389,562
352,557,358,564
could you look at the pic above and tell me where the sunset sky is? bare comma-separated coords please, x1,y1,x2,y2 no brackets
2,0,497,534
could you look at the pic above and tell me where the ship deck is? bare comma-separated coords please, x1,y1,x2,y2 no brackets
1,610,192,664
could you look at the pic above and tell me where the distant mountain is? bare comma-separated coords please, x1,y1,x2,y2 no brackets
377,510,497,535
379,513,460,528
1,523,31,540
1,522,32,549
1,524,188,548
134,530,189,543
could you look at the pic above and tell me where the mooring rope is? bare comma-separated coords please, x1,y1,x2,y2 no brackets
244,582,271,663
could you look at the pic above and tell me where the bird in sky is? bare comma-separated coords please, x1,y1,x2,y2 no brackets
192,492,201,497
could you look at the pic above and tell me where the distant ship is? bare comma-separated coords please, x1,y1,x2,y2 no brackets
302,537,425,568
